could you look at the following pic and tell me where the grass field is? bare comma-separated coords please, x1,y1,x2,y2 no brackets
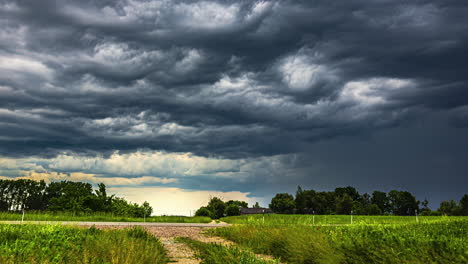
210,216,468,264
0,211,211,223
0,224,169,264
221,214,465,225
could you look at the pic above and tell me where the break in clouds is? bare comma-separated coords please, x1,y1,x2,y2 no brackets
1,0,467,206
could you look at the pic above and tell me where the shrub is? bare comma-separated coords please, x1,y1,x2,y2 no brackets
225,204,241,216
195,207,213,218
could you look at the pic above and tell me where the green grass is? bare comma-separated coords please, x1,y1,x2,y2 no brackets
221,214,465,225
0,224,169,264
176,237,279,264
0,211,211,223
210,218,468,264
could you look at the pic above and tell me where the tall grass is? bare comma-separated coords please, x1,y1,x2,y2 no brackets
176,237,279,264
0,224,169,264
0,211,211,223
210,219,468,264
221,214,465,225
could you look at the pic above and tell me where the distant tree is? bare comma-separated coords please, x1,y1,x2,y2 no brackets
195,207,213,218
335,186,360,201
313,191,335,214
438,200,458,215
459,194,468,216
225,204,241,216
270,193,295,214
336,194,353,215
226,200,248,208
207,197,226,219
388,190,420,215
371,191,389,214
368,204,382,215
253,202,261,208
295,186,319,214
420,199,430,214
142,201,153,217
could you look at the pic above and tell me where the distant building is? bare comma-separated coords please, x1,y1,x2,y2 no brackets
240,208,273,215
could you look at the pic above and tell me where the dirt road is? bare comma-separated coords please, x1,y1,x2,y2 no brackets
0,221,228,227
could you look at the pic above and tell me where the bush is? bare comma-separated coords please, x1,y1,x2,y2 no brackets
225,204,241,216
195,207,213,218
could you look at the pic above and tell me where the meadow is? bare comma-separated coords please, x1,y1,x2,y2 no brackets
221,214,465,225
0,211,211,223
207,215,468,264
0,224,169,264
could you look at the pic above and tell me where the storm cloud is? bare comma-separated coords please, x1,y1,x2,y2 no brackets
1,0,467,209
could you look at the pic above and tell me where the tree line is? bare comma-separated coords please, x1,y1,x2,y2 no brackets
270,186,468,216
195,186,468,219
0,179,152,218
195,197,255,218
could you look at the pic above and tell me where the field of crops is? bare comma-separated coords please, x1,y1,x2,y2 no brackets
0,224,169,264
0,211,211,223
210,216,468,264
221,214,465,225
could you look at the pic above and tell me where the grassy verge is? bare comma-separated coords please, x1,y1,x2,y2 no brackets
221,214,466,225
0,211,211,223
209,220,468,264
0,224,169,264
176,237,279,264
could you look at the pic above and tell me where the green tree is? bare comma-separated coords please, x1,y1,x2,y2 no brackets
225,204,241,216
335,186,360,200
459,194,468,216
253,202,261,208
270,193,295,214
336,194,353,215
388,190,420,215
195,207,213,218
226,200,248,208
371,191,389,214
368,204,382,215
207,197,226,219
438,200,458,215
142,201,153,217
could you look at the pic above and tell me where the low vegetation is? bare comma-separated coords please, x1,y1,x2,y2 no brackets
0,211,212,223
0,224,169,264
221,214,466,225
209,218,468,264
176,237,279,264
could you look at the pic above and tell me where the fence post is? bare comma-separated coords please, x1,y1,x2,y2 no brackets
350,210,353,225
21,209,25,224
415,210,418,223
313,210,315,225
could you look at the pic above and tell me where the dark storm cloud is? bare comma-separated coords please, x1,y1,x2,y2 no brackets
0,0,467,203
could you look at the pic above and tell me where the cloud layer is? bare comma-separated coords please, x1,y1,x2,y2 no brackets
1,0,467,210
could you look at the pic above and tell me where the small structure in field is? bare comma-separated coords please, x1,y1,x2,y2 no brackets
240,208,273,215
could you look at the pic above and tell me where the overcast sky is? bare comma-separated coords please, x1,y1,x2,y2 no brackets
1,0,467,214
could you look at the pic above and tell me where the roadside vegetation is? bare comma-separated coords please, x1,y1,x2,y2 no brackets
221,214,466,225
0,224,169,264
176,237,279,264
209,218,468,264
0,211,211,223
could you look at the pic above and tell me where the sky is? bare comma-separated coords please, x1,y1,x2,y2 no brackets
0,0,467,215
